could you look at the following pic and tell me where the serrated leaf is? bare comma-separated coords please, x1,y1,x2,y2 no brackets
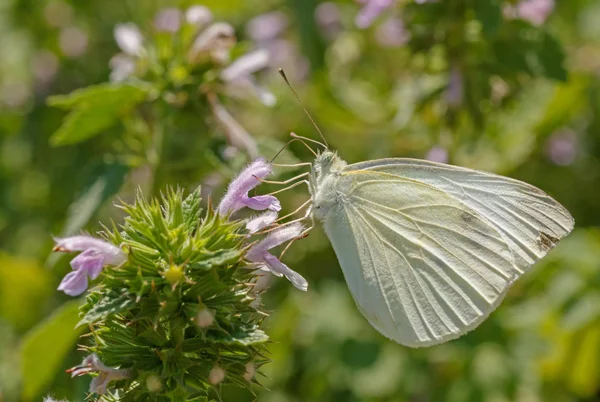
208,328,269,346
20,299,84,401
189,249,243,271
78,292,135,327
48,82,151,146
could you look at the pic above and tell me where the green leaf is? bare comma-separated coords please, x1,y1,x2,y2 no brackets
474,0,502,37
61,163,129,236
48,82,151,110
209,328,269,346
20,299,85,401
536,32,568,81
50,106,121,146
200,327,269,346
0,253,52,332
183,186,203,232
78,292,136,327
189,249,243,271
48,82,151,146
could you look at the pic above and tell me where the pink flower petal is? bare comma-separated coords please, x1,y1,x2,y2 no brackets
218,159,275,215
263,253,308,291
57,269,88,296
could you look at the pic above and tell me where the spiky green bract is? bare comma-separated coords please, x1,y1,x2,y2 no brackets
79,187,269,401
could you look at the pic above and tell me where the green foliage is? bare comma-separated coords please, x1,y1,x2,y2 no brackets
78,188,267,401
2,0,600,401
20,300,85,401
48,83,152,146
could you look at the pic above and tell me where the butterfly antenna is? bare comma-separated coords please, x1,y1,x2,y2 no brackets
271,137,317,163
278,69,329,149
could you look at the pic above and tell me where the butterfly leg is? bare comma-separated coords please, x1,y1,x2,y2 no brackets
253,171,310,186
272,162,313,168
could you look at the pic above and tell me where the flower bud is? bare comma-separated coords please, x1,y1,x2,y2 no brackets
209,366,225,385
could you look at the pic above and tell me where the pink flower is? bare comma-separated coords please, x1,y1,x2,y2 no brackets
246,210,278,234
218,159,281,216
375,17,410,47
546,130,578,166
355,0,395,29
114,23,144,56
220,49,276,106
69,354,130,395
246,223,308,291
246,11,289,43
185,5,213,27
153,8,182,33
425,146,449,164
54,235,126,296
505,0,554,26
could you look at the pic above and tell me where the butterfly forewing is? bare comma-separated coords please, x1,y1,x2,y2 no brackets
345,158,574,271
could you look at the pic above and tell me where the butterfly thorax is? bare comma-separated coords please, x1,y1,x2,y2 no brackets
311,151,347,221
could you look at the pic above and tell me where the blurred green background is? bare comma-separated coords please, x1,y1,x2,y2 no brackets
2,0,600,401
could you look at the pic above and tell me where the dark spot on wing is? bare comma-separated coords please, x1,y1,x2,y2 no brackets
537,232,560,251
461,211,474,224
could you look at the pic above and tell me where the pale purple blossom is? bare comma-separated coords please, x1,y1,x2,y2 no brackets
246,223,308,291
375,17,410,47
59,26,88,58
208,366,226,385
355,0,395,29
266,39,310,81
188,22,236,64
426,146,449,163
246,210,278,234
186,5,213,27
32,50,59,85
109,54,137,82
315,2,342,39
69,354,130,395
54,235,126,296
546,130,578,166
445,64,464,107
217,159,281,216
154,8,182,33
220,49,276,106
246,11,289,43
208,95,259,158
114,23,144,56
505,0,554,26
109,23,144,82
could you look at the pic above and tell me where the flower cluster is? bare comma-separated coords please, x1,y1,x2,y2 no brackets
52,158,307,399
109,5,275,157
217,158,308,291
354,0,554,30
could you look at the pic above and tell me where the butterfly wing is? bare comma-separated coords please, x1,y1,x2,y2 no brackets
322,161,572,347
345,158,574,271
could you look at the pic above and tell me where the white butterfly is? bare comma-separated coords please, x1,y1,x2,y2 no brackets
307,150,573,347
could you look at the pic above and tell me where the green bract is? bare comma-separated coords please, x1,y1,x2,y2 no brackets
78,187,268,401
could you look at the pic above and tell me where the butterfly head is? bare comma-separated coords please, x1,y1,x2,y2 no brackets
313,150,346,179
